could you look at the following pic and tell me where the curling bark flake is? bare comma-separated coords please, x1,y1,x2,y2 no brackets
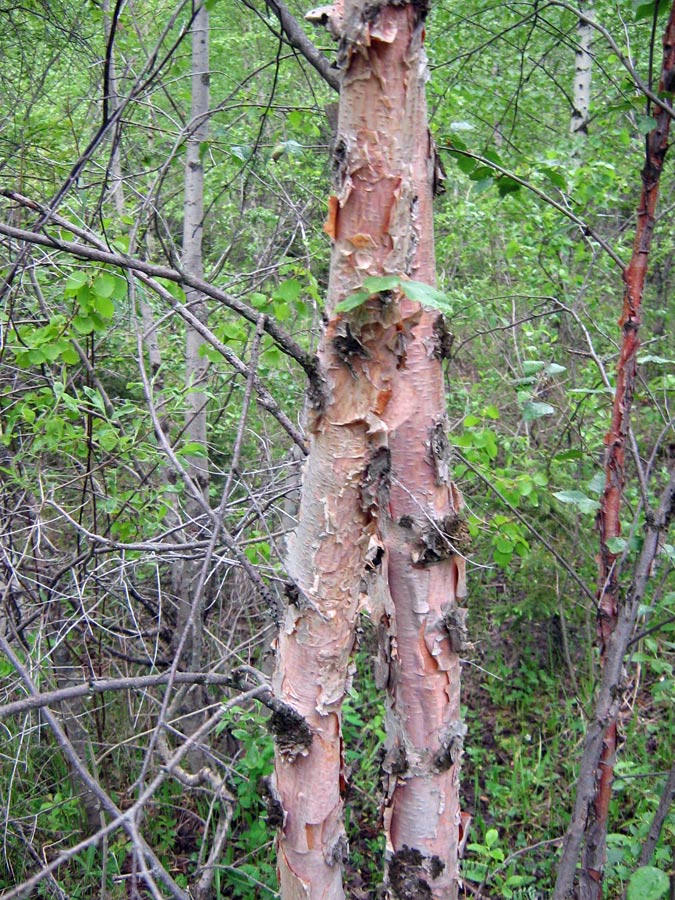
273,2,466,898
570,2,594,136
555,6,675,899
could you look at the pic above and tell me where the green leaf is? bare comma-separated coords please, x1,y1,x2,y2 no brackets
483,148,503,166
97,428,118,451
72,316,95,334
400,280,453,311
61,345,79,365
554,449,583,461
505,875,535,887
661,543,675,563
250,292,268,310
448,120,475,133
92,295,115,318
634,0,670,22
231,144,252,161
64,270,88,294
111,276,127,300
274,278,302,303
77,284,91,310
541,167,567,190
469,165,494,182
553,490,600,514
627,866,669,900
497,176,521,197
362,275,401,293
522,360,546,376
636,115,659,134
219,322,246,342
92,273,116,298
178,441,208,458
273,301,290,321
449,151,476,175
607,537,627,554
545,362,567,376
587,471,605,494
446,134,467,151
335,291,369,313
494,536,514,554
494,549,513,568
522,401,554,421
637,354,675,364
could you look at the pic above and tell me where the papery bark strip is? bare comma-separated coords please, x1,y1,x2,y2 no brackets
273,2,465,898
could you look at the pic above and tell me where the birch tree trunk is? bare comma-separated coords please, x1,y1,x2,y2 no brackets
273,2,465,897
570,1,594,136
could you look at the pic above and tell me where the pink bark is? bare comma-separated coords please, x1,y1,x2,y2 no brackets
273,3,465,897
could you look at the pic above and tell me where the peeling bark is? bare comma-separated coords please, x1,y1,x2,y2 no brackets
274,2,465,898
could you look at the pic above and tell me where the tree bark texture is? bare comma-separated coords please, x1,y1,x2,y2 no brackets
570,1,594,135
273,2,466,898
556,6,675,898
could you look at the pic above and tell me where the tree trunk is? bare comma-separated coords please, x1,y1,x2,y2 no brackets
570,1,594,136
555,5,675,897
175,0,210,673
273,2,465,897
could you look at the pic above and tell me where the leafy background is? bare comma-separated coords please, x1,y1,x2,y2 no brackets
0,0,674,897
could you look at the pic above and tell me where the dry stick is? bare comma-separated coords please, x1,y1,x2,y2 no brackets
562,8,675,899
0,671,239,720
553,468,675,900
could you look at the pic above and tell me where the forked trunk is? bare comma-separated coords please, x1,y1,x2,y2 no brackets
274,2,465,898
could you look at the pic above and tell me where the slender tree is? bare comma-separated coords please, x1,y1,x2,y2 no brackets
555,4,675,897
273,1,466,897
175,0,211,679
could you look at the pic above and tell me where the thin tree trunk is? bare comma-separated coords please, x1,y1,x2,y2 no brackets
553,470,675,900
637,760,675,868
570,1,594,135
555,6,675,897
175,0,210,676
273,2,465,897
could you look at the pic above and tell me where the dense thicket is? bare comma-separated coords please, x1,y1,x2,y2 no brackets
0,1,673,898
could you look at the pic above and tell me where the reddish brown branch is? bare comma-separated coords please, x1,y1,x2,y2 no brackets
556,6,675,898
